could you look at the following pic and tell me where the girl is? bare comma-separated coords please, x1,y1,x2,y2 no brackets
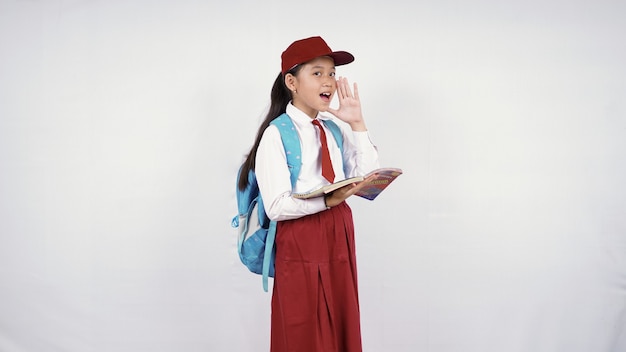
238,36,380,352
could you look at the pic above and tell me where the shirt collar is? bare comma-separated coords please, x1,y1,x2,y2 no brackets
286,102,330,128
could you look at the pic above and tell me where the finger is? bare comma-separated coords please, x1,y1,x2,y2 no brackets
353,82,359,101
365,173,378,181
330,184,353,202
335,78,342,100
343,78,352,98
352,180,370,192
351,175,377,192
337,77,347,99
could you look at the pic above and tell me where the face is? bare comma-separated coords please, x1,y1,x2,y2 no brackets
285,56,336,119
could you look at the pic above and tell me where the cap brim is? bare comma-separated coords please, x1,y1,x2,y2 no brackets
329,51,355,67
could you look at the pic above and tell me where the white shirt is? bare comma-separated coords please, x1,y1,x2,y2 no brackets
256,103,379,221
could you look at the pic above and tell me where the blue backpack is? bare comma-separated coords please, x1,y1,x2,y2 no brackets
232,113,343,291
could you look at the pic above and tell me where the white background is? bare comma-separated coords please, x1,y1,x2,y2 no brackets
1,0,625,351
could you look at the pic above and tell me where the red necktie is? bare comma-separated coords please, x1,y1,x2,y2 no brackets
312,119,335,183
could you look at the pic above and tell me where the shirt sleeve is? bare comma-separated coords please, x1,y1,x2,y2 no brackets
255,125,328,221
341,129,380,178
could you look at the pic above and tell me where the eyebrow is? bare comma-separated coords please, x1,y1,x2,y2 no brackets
311,65,336,70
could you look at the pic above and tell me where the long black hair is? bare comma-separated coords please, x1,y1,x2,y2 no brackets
238,66,302,191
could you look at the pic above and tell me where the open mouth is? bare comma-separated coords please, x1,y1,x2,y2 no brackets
320,92,331,102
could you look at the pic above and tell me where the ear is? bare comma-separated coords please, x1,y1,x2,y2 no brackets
284,73,297,92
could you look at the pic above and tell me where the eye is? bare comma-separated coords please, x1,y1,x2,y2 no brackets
313,71,322,76
330,72,336,77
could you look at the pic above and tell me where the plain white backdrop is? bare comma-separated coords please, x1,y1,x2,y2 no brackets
1,0,625,351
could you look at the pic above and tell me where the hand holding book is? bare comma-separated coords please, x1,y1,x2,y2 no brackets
292,167,403,201
323,172,379,207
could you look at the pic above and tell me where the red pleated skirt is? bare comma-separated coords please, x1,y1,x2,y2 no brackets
270,201,362,352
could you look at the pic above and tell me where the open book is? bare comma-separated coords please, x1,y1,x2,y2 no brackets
292,167,403,201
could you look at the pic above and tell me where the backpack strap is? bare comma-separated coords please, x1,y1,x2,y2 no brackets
254,113,302,291
271,113,302,185
262,220,277,291
321,119,344,152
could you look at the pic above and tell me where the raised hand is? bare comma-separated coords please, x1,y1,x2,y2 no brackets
326,77,367,131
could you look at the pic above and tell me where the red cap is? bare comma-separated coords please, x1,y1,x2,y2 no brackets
281,36,354,74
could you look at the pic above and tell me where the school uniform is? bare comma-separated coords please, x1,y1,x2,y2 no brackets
256,103,379,352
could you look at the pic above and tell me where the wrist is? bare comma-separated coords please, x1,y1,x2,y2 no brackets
323,194,332,209
349,120,367,132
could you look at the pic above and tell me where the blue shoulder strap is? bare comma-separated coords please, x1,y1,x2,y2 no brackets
255,114,302,292
321,119,344,152
271,113,303,185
